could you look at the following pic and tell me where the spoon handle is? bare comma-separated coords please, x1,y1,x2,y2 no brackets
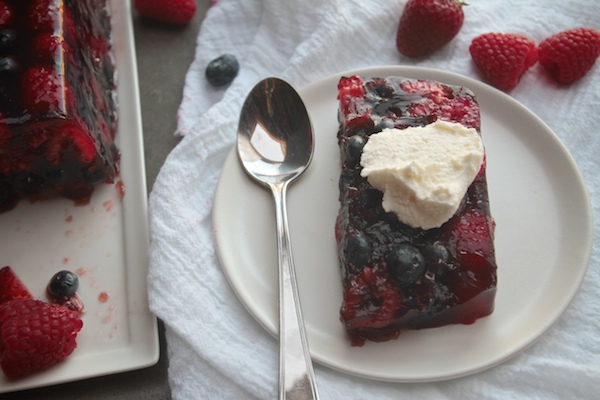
271,182,320,400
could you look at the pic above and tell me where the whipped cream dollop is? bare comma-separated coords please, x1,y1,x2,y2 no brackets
360,120,484,229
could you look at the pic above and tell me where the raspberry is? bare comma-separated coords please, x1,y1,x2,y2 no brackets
21,65,64,115
28,34,64,65
25,0,60,33
0,267,33,304
400,79,452,98
396,0,465,58
0,0,14,29
469,32,538,91
0,299,83,379
134,0,197,26
340,269,402,330
337,75,366,116
0,152,27,175
538,28,600,84
88,34,109,66
62,6,77,45
401,80,480,129
0,121,10,150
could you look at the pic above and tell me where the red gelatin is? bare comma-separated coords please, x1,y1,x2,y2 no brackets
336,76,497,346
0,0,118,212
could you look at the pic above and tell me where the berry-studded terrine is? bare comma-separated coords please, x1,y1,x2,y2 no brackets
335,75,497,346
0,0,118,211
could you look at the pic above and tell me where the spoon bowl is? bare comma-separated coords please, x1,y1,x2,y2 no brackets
238,78,314,185
237,77,319,400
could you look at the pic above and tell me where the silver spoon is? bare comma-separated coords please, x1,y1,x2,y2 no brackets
237,77,319,400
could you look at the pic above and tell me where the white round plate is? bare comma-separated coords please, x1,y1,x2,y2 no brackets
212,66,593,382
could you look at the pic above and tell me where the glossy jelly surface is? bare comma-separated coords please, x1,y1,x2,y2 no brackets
336,76,497,346
0,0,118,212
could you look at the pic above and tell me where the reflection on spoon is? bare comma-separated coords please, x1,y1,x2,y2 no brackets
250,122,286,163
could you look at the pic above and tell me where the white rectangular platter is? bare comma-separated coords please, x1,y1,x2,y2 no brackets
0,0,159,393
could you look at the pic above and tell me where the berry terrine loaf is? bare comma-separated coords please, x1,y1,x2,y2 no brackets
335,75,497,346
0,0,118,211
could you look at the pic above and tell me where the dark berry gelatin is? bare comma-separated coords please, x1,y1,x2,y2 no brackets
0,0,118,212
335,76,497,346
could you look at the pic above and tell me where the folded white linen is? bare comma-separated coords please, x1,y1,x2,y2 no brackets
147,0,600,398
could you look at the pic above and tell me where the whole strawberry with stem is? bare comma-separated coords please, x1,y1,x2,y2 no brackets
538,28,600,84
0,299,83,378
134,0,197,26
396,0,466,58
469,32,538,91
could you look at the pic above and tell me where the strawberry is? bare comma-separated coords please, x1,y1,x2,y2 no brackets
396,0,465,58
0,299,83,379
45,122,97,165
0,267,33,304
444,209,496,300
134,0,197,26
446,209,495,264
469,32,538,91
538,28,600,84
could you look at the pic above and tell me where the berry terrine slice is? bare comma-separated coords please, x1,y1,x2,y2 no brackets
0,0,118,212
335,76,497,346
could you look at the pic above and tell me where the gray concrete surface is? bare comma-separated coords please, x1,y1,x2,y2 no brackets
1,1,210,398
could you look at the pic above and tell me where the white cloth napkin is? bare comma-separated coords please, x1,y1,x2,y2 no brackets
147,0,600,398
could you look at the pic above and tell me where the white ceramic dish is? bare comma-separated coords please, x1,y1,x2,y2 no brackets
213,66,593,382
0,0,158,393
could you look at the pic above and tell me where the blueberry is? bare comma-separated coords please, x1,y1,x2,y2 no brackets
345,135,365,166
345,231,371,267
372,119,394,134
79,166,106,184
45,168,70,185
11,171,42,194
386,243,425,286
0,30,17,52
48,270,79,300
422,242,449,274
372,83,395,99
422,242,449,264
205,54,239,86
0,56,18,74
